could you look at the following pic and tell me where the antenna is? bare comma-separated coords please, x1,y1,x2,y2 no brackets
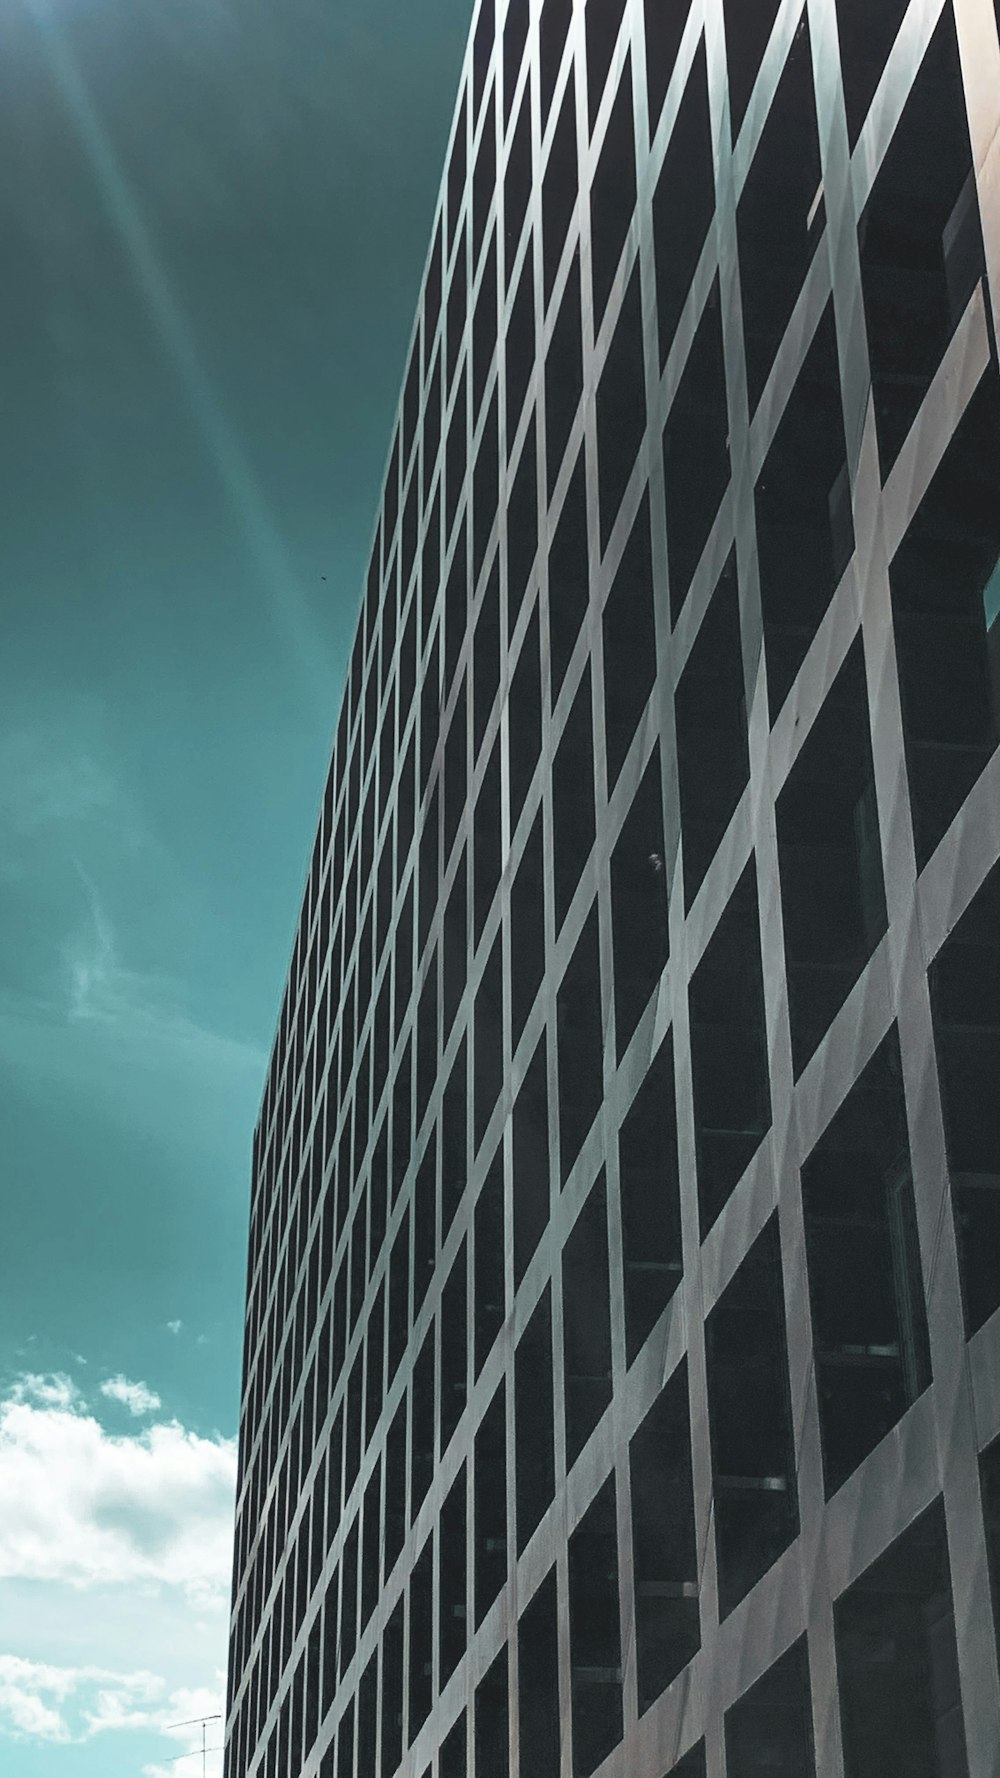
164,1713,222,1778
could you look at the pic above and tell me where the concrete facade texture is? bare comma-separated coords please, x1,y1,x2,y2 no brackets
224,2,1000,1774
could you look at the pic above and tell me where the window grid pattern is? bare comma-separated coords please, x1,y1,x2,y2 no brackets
225,2,1000,1775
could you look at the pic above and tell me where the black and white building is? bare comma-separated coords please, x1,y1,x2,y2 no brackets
224,2,1000,1773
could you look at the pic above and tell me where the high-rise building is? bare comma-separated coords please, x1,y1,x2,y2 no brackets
224,2,1000,1774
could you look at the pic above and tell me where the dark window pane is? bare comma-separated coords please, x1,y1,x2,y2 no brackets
513,1036,550,1285
645,0,696,135
548,451,590,701
609,748,668,1055
518,1569,561,1778
801,1027,931,1498
562,1175,613,1466
652,40,713,363
776,640,887,1073
722,0,781,138
509,608,542,829
546,255,584,492
557,904,603,1182
590,62,636,327
553,665,596,931
474,1384,507,1624
515,1287,555,1549
676,552,749,905
585,0,627,125
630,1360,700,1713
596,266,647,556
705,1216,799,1617
736,16,823,411
929,856,1000,1335
663,279,729,620
689,862,771,1234
618,1034,682,1364
835,1500,969,1778
889,364,1000,866
725,1638,816,1778
511,810,545,1042
568,1477,623,1774
754,303,854,718
439,1465,467,1686
543,84,578,302
858,8,985,473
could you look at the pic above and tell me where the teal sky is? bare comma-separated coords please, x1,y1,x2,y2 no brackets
0,0,469,1772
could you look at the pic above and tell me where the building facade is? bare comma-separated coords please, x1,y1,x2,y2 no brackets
224,2,1000,1774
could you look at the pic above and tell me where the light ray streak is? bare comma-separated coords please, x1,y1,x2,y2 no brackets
27,0,335,704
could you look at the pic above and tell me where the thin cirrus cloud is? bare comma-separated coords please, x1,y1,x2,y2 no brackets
0,708,155,881
0,1374,234,1771
61,865,263,1090
0,919,264,1145
0,725,117,853
0,716,265,1135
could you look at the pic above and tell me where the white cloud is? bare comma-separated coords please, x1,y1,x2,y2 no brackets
0,1655,225,1774
0,1376,234,1769
10,1373,79,1411
166,1320,183,1336
0,1655,74,1741
0,1654,162,1744
0,1375,236,1615
101,1376,162,1417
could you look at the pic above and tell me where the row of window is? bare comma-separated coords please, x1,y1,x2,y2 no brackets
229,807,996,1749
247,0,990,1357
231,814,1000,1750
339,0,983,823
236,383,1000,1591
232,1431,1000,1778
228,3,1000,1765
